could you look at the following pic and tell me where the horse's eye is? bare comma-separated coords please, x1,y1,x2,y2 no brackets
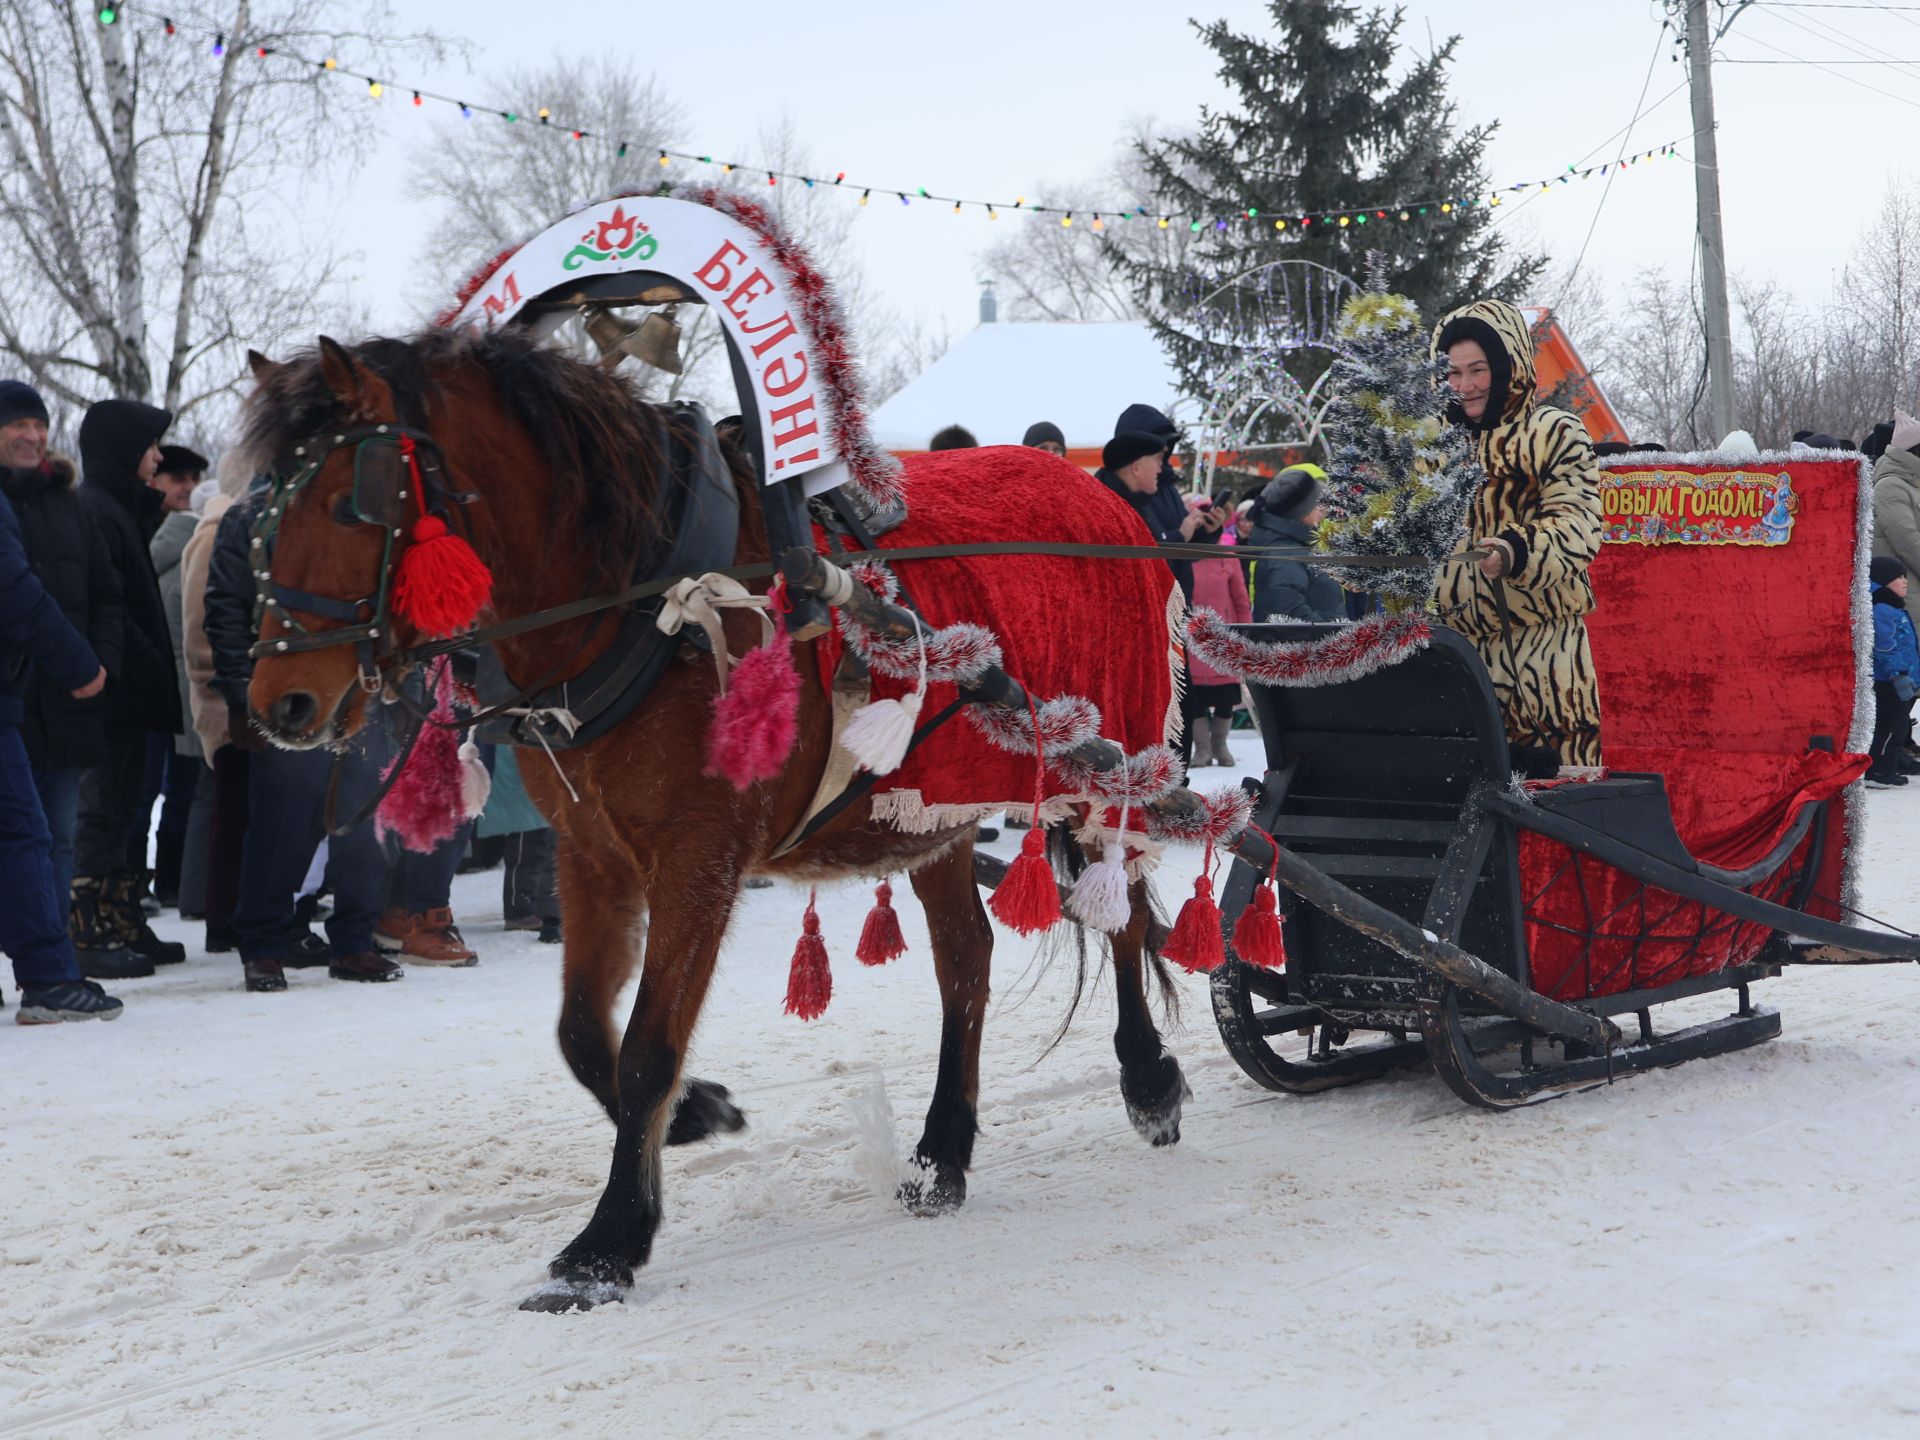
331,494,357,525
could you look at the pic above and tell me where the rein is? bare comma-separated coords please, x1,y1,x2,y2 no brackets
384,541,1455,669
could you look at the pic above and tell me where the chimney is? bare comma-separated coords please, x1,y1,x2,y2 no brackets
978,280,997,325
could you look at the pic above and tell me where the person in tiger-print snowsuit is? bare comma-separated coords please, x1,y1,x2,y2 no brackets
1431,299,1604,769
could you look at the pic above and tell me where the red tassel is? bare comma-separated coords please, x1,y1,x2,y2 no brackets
784,889,831,1020
989,826,1062,936
1231,884,1288,971
705,634,801,790
392,515,493,638
856,880,908,966
1161,871,1225,974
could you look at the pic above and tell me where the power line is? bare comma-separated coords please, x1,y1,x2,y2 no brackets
1749,0,1920,78
1726,25,1920,103
1557,26,1670,312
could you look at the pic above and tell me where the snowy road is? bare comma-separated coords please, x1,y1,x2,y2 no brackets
8,762,1920,1437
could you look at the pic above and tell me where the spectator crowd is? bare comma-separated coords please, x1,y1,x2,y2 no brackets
0,381,556,1024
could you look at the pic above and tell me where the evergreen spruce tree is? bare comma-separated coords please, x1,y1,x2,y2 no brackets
1317,272,1481,609
1119,1,1543,417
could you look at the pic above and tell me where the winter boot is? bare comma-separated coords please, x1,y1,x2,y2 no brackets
1189,718,1215,768
1209,716,1236,768
69,876,154,979
107,870,186,966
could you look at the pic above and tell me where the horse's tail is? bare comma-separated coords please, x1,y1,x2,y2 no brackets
1031,819,1178,1058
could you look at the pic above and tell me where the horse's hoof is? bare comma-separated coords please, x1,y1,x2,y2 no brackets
518,1273,629,1313
896,1155,967,1216
1123,1053,1193,1148
667,1078,747,1146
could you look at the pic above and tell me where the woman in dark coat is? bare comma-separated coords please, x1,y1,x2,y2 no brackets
1247,464,1344,623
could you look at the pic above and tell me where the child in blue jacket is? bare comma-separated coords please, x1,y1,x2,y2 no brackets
1869,556,1920,789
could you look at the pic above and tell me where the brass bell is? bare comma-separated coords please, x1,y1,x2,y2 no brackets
582,303,684,375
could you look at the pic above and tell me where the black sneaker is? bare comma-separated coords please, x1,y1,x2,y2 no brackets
283,929,332,968
538,918,562,945
78,946,156,980
1865,768,1909,789
16,979,124,1024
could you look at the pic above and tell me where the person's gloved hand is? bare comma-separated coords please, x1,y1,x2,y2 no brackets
228,701,268,754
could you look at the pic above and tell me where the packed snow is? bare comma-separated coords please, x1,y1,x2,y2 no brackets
7,749,1920,1437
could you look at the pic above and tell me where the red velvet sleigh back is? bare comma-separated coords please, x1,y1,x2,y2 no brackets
1521,452,1870,1001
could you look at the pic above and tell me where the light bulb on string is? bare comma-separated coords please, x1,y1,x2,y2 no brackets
1274,218,1286,230
413,91,423,106
953,201,961,215
211,34,224,56
767,172,776,185
323,56,336,69
1157,216,1169,228
835,171,846,182
1062,213,1072,228
537,107,550,123
616,143,627,158
459,103,471,118
96,5,115,24
1091,214,1102,231
859,189,870,206
988,207,997,220
163,17,175,35
368,79,382,98
1338,215,1350,227
657,150,668,166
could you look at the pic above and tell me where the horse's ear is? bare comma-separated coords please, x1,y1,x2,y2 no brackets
246,349,279,382
316,336,371,417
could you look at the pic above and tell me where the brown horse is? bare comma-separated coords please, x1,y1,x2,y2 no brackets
240,327,1190,1312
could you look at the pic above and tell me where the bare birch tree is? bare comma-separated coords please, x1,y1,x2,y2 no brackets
0,1,443,428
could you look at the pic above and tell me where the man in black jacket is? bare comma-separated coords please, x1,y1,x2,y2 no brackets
74,397,185,972
0,382,139,979
203,481,402,993
1,475,123,1023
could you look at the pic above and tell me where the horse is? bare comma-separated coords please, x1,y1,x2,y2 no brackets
239,326,1192,1312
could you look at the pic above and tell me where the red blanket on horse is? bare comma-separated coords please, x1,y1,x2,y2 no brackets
813,445,1182,843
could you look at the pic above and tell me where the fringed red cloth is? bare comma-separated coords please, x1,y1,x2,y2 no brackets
811,446,1179,836
1521,454,1875,1002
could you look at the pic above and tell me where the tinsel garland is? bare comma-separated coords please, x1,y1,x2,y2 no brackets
682,185,905,513
1186,607,1432,688
433,245,518,329
834,565,1246,848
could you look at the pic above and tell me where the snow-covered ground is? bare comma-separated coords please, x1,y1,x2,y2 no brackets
8,749,1920,1438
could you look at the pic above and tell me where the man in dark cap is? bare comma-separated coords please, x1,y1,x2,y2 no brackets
1098,429,1218,599
74,397,185,972
1246,463,1344,622
0,383,135,978
1022,421,1066,458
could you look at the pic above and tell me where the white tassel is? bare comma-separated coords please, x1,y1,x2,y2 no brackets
1066,802,1132,933
840,611,927,777
458,740,491,819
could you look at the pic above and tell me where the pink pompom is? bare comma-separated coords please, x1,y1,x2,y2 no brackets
705,634,801,790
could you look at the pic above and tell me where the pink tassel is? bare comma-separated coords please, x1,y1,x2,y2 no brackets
376,663,466,854
705,632,801,790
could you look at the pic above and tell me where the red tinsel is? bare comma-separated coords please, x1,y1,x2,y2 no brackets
1186,608,1431,689
856,880,908,966
784,889,832,1020
432,245,518,328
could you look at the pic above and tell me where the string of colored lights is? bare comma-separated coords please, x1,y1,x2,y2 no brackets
91,2,1687,232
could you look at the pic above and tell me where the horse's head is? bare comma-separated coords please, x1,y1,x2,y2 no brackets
243,337,424,749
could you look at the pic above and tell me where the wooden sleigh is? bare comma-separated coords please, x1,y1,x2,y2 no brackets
1209,618,1913,1109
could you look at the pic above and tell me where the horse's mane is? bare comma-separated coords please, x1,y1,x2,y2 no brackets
240,326,692,588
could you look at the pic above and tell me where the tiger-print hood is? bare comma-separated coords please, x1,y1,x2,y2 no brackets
1433,299,1536,433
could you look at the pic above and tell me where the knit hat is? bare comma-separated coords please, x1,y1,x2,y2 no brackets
1893,410,1920,454
1261,462,1328,521
0,379,49,429
1102,431,1165,472
1872,556,1907,588
1022,420,1065,448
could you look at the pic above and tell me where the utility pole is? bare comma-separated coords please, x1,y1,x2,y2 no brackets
1684,0,1738,439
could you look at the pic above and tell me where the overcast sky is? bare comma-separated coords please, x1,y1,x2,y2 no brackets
313,0,1909,351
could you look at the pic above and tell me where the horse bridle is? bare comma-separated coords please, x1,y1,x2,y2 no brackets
248,420,471,696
